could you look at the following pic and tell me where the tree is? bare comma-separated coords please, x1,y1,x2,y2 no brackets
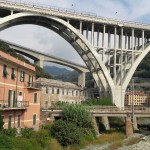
0,111,4,131
62,105,93,129
50,120,81,147
34,129,50,148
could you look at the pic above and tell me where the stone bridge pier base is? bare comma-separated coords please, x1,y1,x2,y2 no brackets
125,115,133,137
102,116,110,130
78,72,85,87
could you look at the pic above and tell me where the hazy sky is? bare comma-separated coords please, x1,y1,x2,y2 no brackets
0,0,150,68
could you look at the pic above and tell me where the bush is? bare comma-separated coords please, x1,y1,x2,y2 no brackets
0,111,4,131
20,127,35,139
2,128,17,137
50,120,81,147
0,134,13,149
49,139,63,150
62,105,93,130
33,129,51,148
11,137,41,150
82,97,113,106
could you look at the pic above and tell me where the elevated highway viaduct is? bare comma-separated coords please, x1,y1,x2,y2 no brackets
0,39,89,87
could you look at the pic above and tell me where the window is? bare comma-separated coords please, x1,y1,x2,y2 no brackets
8,115,12,128
57,89,60,94
76,91,78,96
33,114,36,125
52,88,54,94
11,68,15,80
34,93,37,103
28,75,31,86
28,75,34,86
46,87,48,94
62,89,64,95
3,64,8,77
20,71,25,82
18,114,21,128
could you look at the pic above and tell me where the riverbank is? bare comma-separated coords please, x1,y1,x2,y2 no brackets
81,131,150,150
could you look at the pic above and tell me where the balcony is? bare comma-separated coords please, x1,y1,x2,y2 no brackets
24,82,39,90
0,100,29,110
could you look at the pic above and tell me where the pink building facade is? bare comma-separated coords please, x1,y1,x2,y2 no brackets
0,50,40,130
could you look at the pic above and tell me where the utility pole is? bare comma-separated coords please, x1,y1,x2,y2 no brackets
131,78,134,126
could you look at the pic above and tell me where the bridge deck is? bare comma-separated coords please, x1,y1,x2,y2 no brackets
0,0,150,33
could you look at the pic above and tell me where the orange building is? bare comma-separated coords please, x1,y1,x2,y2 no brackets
0,50,40,130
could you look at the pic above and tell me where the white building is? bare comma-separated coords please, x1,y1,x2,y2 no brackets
36,78,85,109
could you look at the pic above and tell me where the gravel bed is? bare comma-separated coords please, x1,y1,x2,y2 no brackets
81,133,150,150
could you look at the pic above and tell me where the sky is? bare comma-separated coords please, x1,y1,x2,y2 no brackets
0,0,150,68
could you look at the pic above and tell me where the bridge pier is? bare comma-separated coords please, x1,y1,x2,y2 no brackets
35,60,44,68
92,117,100,135
78,72,85,87
112,86,126,108
102,116,110,130
125,115,133,137
133,116,138,130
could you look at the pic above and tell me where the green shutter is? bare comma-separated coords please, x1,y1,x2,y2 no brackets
13,91,16,107
8,90,11,107
34,93,37,103
33,114,36,125
8,115,12,128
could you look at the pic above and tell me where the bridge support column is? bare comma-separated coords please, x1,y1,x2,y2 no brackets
78,72,85,87
102,116,110,130
133,117,138,130
92,117,99,135
35,60,44,68
112,86,125,108
125,115,133,137
34,55,45,68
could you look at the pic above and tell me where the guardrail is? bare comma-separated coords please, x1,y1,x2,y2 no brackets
0,100,29,108
0,0,150,28
47,105,149,111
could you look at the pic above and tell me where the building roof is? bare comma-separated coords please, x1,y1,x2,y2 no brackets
36,78,83,90
126,91,148,96
0,50,35,71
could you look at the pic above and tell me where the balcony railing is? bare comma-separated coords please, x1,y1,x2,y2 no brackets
0,100,29,109
24,82,39,89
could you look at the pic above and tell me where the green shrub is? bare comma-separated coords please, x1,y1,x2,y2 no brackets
0,111,4,131
2,128,17,137
0,134,13,149
50,120,81,147
62,105,93,129
82,97,113,106
33,129,51,148
11,137,41,150
20,127,35,139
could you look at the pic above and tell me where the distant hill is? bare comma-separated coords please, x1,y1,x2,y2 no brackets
44,66,79,83
44,66,71,76
43,66,94,87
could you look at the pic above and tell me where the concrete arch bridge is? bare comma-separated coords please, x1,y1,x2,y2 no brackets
1,0,150,107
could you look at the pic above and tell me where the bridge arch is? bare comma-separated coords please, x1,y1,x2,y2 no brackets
0,13,115,92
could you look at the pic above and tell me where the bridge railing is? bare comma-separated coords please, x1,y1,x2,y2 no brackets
1,0,150,27
46,105,149,112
